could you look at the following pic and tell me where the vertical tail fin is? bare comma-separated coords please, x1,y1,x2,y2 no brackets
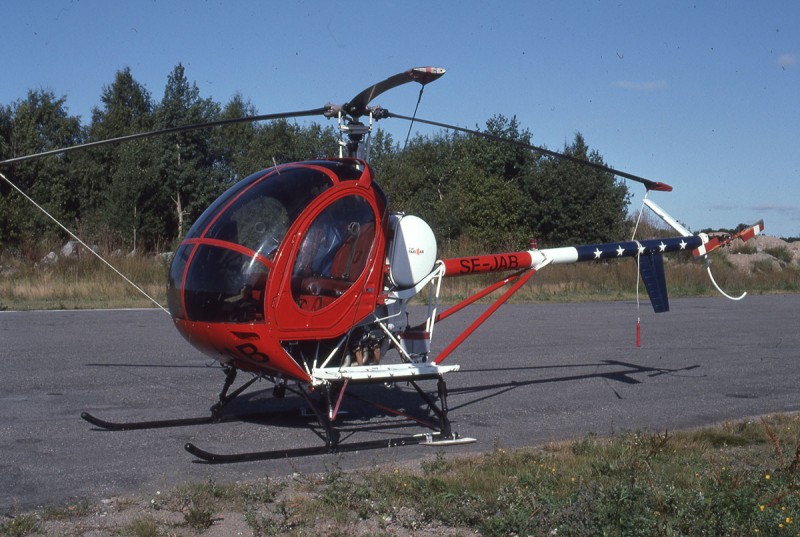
639,253,669,313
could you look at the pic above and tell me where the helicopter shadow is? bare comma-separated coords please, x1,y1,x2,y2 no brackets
448,358,703,411
82,361,440,439
213,380,442,441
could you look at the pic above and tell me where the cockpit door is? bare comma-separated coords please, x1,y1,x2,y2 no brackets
271,188,384,338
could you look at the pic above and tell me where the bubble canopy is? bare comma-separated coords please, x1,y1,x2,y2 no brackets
169,159,378,320
166,159,387,378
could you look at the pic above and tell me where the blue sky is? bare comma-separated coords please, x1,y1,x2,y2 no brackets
2,0,798,238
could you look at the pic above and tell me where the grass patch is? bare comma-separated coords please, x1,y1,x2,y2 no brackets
765,246,794,264
0,513,42,536
2,241,798,311
127,515,159,537
4,414,800,535
294,415,800,536
0,251,169,310
40,498,93,521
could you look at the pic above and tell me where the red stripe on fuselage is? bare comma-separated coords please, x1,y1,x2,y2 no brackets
442,251,533,276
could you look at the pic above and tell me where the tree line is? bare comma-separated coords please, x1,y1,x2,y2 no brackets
0,64,630,254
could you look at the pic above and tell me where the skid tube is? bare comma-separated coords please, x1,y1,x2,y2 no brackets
185,431,474,463
184,375,475,463
80,407,306,431
81,367,285,431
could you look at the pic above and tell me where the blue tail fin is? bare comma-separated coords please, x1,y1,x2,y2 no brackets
639,253,669,313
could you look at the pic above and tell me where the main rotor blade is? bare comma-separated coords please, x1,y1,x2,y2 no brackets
343,67,446,118
384,111,672,192
0,107,328,166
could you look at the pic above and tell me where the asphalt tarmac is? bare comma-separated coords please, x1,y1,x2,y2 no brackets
2,295,798,512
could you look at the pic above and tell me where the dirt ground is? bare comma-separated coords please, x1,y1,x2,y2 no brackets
3,459,481,537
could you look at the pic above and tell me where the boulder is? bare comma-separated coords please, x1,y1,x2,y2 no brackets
36,251,59,268
61,240,81,257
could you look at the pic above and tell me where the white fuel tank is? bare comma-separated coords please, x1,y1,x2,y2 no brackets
387,214,437,289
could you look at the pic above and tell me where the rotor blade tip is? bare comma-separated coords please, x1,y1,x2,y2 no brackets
410,67,446,85
648,182,673,192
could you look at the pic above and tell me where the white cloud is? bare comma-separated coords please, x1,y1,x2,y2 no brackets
751,203,797,213
612,80,667,91
778,53,797,68
710,203,798,214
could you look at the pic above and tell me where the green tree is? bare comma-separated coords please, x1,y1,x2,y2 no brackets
463,114,537,183
383,131,464,244
152,63,224,244
82,67,155,246
523,132,630,245
246,119,337,168
294,121,338,161
367,127,398,198
0,104,10,160
385,117,532,251
215,93,259,182
1,90,83,246
0,103,19,245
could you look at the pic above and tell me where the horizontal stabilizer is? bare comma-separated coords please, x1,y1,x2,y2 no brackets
639,253,669,313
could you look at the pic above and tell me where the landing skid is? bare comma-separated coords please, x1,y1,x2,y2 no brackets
82,367,473,461
80,408,304,431
185,432,476,463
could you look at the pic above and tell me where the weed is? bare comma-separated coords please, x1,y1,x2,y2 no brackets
171,479,226,530
128,515,159,537
0,513,42,536
246,501,294,536
41,498,92,520
319,466,376,523
753,258,777,273
421,449,452,475
243,479,280,504
184,504,215,530
765,246,793,264
733,243,758,255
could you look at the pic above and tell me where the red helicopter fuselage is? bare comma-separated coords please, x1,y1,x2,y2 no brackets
167,158,387,382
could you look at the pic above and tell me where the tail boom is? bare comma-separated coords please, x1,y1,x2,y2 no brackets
441,236,704,277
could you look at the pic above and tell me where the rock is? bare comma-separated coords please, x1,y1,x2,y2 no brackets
61,240,81,257
37,251,59,267
786,241,800,264
730,235,800,267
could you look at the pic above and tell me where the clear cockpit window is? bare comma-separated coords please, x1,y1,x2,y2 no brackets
202,167,333,259
291,196,376,311
181,245,270,323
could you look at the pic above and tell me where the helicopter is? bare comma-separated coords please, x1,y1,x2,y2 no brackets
0,67,765,462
